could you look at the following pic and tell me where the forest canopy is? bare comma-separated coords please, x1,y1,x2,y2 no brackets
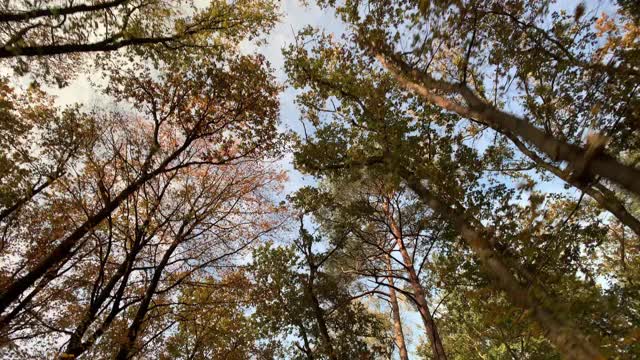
0,0,638,359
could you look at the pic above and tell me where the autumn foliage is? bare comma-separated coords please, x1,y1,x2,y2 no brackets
0,1,639,359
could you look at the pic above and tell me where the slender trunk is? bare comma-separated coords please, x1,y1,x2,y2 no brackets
0,262,63,332
384,253,409,360
69,259,137,357
306,268,338,360
0,0,128,22
296,322,315,360
115,236,181,360
64,242,141,357
398,165,605,360
0,35,185,59
66,182,170,357
383,200,447,360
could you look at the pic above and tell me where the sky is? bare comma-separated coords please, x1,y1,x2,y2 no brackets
253,1,345,194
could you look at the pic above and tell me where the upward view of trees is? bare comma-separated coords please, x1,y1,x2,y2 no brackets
0,0,638,359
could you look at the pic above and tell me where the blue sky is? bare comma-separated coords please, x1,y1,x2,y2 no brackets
252,1,346,194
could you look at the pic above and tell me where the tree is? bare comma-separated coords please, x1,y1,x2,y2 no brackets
161,272,262,360
110,164,283,360
0,0,279,85
283,26,637,359
0,79,94,232
0,2,288,357
317,0,640,235
298,180,452,360
415,193,638,359
57,161,281,359
0,83,285,358
0,51,281,321
1,2,638,359
250,213,393,360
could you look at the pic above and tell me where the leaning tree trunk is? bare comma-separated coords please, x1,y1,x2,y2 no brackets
115,233,183,360
306,267,338,360
375,48,640,199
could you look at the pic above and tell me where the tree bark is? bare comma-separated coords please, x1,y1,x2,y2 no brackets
0,0,129,22
306,267,338,360
383,199,448,360
115,233,182,360
372,45,640,237
296,322,315,360
0,35,181,59
0,173,150,316
384,253,409,360
64,235,143,358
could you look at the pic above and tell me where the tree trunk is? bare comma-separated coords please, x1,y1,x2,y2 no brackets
115,234,182,360
0,0,128,22
0,174,61,223
64,240,141,358
307,268,338,360
0,36,181,59
375,48,640,198
384,253,409,360
0,174,149,316
383,199,448,360
296,322,315,360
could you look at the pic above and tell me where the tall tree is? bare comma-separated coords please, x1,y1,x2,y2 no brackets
304,180,451,360
0,50,281,336
161,271,264,360
284,27,637,359
250,212,393,359
317,0,640,234
0,95,284,358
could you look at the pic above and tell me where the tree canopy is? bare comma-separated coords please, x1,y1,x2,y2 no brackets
0,0,638,359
